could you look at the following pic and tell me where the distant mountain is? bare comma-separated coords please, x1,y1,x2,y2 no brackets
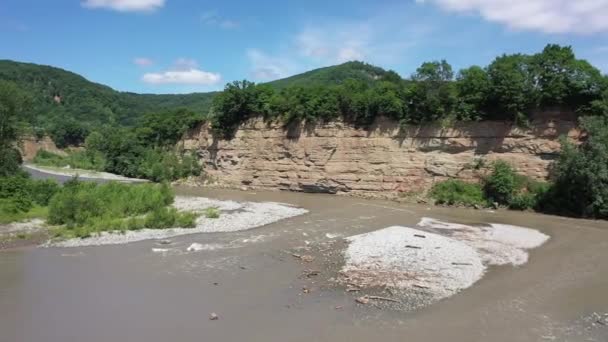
267,61,394,89
0,60,393,129
0,60,216,127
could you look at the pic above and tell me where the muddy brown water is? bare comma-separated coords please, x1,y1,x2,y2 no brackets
1,187,608,342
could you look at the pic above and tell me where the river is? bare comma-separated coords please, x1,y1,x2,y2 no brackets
1,182,608,341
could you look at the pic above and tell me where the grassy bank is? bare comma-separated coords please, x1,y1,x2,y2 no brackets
33,149,106,171
0,174,202,240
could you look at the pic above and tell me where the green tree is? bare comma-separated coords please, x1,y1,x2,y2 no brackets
0,80,29,176
409,60,457,122
486,54,537,122
532,44,605,109
541,116,608,218
456,66,490,120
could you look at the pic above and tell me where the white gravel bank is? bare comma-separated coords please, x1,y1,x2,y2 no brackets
51,196,308,247
341,218,550,301
342,226,485,300
417,217,550,266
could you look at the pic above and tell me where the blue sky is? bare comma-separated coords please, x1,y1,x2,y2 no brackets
2,0,608,94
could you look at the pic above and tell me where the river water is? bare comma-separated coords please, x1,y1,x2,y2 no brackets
1,186,607,342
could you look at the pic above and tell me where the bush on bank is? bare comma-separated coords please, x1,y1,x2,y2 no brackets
430,161,551,211
46,180,199,238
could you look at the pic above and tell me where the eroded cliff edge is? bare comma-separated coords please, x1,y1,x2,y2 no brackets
182,117,580,199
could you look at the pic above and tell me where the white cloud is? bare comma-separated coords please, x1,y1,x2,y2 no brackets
142,59,221,85
246,49,295,80
419,0,608,34
133,57,154,66
82,0,164,12
201,11,239,29
296,24,371,63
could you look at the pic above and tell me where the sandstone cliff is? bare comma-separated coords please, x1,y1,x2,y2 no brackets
182,117,580,199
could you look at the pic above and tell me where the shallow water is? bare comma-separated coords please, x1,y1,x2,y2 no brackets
1,187,608,342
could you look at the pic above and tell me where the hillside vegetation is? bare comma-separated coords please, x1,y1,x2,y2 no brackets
211,44,608,138
0,60,215,146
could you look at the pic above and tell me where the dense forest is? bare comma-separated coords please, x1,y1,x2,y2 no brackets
211,45,608,138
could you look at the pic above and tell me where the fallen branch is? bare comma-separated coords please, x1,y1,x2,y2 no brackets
367,295,401,303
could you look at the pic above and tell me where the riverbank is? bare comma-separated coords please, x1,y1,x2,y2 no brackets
23,164,148,183
51,196,308,247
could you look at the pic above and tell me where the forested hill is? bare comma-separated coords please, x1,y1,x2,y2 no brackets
268,61,398,89
0,60,389,131
0,60,217,128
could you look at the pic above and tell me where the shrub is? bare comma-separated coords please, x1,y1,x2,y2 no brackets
483,161,520,205
144,207,197,229
0,147,23,177
538,116,608,218
0,175,34,212
429,179,486,207
48,180,174,228
33,149,106,171
203,207,220,219
29,179,60,206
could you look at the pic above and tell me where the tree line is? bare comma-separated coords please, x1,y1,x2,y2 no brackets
211,44,608,138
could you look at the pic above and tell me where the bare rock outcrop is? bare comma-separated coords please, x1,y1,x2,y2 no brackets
182,117,580,199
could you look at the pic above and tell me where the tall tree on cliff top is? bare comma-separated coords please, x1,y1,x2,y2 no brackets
532,44,605,109
408,60,457,122
486,53,537,122
0,80,30,176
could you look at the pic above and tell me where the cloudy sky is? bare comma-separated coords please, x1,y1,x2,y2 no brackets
2,0,608,93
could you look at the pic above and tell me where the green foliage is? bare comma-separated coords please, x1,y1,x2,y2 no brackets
203,207,220,219
78,108,203,181
483,161,521,205
211,80,269,138
0,60,216,130
0,174,58,223
0,80,30,176
429,179,486,207
485,54,537,121
456,66,490,120
0,147,23,177
137,149,201,182
49,118,90,148
0,175,35,212
409,60,457,122
268,61,394,89
33,149,106,171
135,108,204,146
539,116,608,218
210,44,607,136
47,180,186,236
29,179,60,206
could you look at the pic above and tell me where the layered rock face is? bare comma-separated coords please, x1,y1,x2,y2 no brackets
182,117,580,199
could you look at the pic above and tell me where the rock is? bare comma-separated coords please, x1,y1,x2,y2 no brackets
209,312,219,320
185,117,577,199
492,202,500,209
187,243,204,252
355,296,370,305
158,239,172,245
